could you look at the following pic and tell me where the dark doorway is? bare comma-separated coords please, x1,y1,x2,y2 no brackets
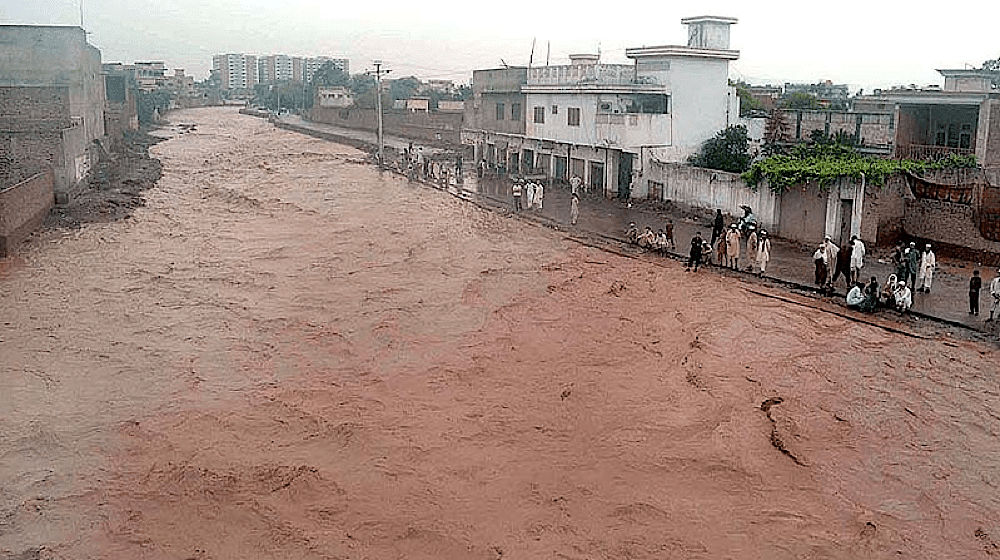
839,199,853,246
617,152,633,200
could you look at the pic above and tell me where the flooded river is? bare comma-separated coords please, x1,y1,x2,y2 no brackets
2,107,999,559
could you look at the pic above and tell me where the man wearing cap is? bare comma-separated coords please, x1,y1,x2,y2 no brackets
745,226,758,272
917,243,937,293
756,230,771,276
905,242,920,288
726,224,741,270
686,232,705,272
988,269,1000,322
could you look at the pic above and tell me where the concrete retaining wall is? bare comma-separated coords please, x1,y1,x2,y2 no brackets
0,169,54,258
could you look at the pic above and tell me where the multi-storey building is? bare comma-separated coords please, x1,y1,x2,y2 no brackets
212,53,258,92
1,25,107,193
462,16,742,199
133,61,167,92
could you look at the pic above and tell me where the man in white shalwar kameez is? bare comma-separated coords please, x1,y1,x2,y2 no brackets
756,230,771,276
917,243,936,293
849,235,865,283
823,236,839,290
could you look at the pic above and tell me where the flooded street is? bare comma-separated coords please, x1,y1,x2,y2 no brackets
3,107,1000,559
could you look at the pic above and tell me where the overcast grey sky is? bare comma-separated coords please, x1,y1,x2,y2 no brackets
3,0,998,92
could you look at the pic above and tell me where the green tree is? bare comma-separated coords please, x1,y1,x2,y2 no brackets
732,82,765,117
311,62,349,88
783,92,820,109
389,76,421,102
689,125,752,173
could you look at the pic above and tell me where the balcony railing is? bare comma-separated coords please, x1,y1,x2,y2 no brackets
895,143,974,161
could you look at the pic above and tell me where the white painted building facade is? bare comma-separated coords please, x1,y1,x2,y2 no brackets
479,16,742,199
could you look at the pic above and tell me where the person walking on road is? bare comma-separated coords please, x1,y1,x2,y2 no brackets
570,192,579,225
533,180,544,210
987,269,1000,322
917,244,936,293
756,230,771,276
524,180,535,212
512,180,523,212
686,232,705,272
970,270,982,316
570,175,582,196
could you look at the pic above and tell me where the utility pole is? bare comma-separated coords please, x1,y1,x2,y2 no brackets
368,61,391,168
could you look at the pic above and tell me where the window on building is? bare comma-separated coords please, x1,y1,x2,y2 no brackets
568,107,581,126
533,106,545,124
511,103,521,121
552,105,559,114
496,102,505,121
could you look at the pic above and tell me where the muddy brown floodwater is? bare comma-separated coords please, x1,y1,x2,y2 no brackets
2,107,1000,560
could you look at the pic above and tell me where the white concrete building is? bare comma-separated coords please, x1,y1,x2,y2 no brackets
316,86,353,108
469,16,741,199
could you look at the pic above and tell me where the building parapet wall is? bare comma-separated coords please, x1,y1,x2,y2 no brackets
527,64,641,87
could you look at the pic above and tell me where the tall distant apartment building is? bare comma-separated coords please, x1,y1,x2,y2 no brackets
212,53,258,92
213,53,348,91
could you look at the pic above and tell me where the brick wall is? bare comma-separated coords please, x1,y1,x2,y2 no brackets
782,109,894,147
861,175,908,246
903,198,1000,262
0,86,74,191
0,169,54,258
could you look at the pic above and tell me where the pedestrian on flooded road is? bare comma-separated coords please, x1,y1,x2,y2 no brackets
686,232,704,272
917,244,936,293
970,269,982,316
570,192,579,225
987,269,1000,322
512,179,522,212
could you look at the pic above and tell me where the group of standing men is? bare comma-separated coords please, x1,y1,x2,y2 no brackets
813,234,868,292
401,144,462,185
511,177,544,213
702,206,772,275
